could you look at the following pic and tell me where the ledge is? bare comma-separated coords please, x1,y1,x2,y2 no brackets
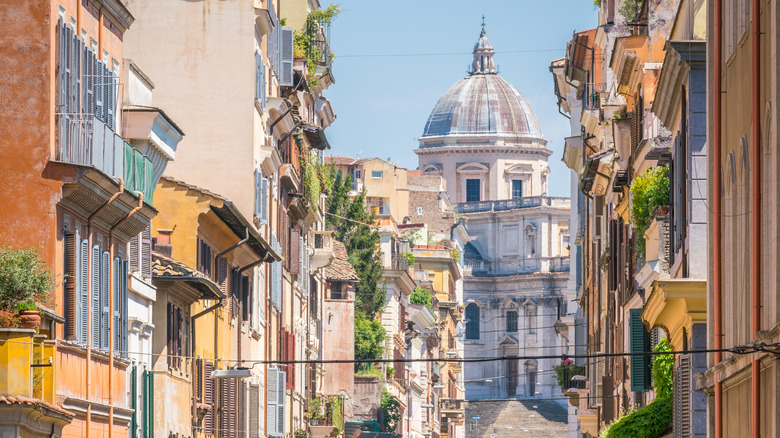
641,278,706,350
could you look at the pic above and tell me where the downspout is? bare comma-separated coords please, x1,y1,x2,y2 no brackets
712,0,723,437
750,0,761,435
108,192,145,436
85,178,124,438
215,228,250,261
191,296,224,431
269,101,294,137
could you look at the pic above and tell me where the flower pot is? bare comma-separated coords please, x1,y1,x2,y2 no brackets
18,310,41,329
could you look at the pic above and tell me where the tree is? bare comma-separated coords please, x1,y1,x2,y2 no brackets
410,286,432,310
325,171,385,318
354,317,386,366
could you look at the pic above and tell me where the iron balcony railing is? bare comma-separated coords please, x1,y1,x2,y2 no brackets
454,196,570,214
463,256,570,276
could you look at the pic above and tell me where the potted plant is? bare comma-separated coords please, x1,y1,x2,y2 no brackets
294,428,307,437
16,301,40,329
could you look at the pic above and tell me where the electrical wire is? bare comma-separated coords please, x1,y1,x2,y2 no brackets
338,49,564,59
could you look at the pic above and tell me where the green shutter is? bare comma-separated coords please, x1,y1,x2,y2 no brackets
131,365,137,437
630,308,651,392
142,370,155,438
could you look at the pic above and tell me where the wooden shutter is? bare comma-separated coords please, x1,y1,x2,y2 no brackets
166,302,173,368
121,261,128,356
205,361,216,435
129,232,140,273
64,231,78,340
196,358,203,402
279,28,294,86
286,332,295,390
95,60,104,121
79,238,89,343
629,308,651,391
242,276,250,322
266,368,279,436
219,378,228,437
141,226,152,279
217,256,228,294
277,370,286,436
602,376,614,423
230,379,239,438
105,69,116,130
100,251,110,349
255,170,263,219
113,257,121,352
142,369,154,438
130,365,138,436
675,354,692,438
249,384,260,438
289,229,300,275
91,245,100,348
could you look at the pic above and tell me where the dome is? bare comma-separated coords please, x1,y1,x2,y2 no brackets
420,26,544,142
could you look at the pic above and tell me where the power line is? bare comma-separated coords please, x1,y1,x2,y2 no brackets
338,49,564,59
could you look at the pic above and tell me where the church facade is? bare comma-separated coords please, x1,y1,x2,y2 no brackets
415,26,576,402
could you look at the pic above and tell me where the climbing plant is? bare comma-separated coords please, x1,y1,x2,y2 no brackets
630,165,669,256
652,338,674,399
293,4,341,87
380,388,402,433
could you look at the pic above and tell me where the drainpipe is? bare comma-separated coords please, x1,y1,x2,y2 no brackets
215,228,250,261
191,296,224,431
85,178,124,438
108,192,144,436
712,0,723,436
750,0,761,435
269,101,294,137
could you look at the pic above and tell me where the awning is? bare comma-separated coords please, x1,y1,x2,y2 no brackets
210,203,282,262
301,123,331,150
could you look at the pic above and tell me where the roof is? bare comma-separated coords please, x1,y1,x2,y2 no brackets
151,253,224,300
159,176,281,262
324,155,358,166
325,241,359,282
0,395,74,420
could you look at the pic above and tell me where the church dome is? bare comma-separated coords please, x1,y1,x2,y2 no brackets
420,26,543,143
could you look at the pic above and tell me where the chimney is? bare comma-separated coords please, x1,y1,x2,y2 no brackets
155,229,173,258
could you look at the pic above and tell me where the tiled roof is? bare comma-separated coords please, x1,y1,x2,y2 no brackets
159,176,228,202
325,241,359,281
0,395,74,419
324,155,358,166
151,253,224,299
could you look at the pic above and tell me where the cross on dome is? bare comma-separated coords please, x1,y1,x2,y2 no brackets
471,19,496,75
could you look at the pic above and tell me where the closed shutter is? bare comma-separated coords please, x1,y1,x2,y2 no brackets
266,368,279,436
142,369,154,438
196,359,204,402
271,233,282,312
674,354,692,438
121,261,128,356
79,238,89,343
239,380,246,438
166,302,173,368
217,256,228,295
130,365,138,437
249,384,260,438
64,231,78,340
289,229,300,275
255,170,263,219
113,257,121,352
105,69,116,130
261,178,269,224
205,361,216,435
219,378,228,437
277,369,286,436
73,36,82,116
279,28,294,86
629,308,651,391
602,376,614,423
91,245,100,348
95,61,104,121
230,379,239,438
100,251,110,349
129,232,140,273
141,226,152,280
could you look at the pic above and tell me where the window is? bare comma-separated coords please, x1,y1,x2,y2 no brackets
506,310,518,332
63,228,89,344
417,207,423,216
371,170,383,179
511,180,523,199
465,303,480,340
526,306,537,334
166,302,187,369
330,281,343,300
466,179,481,202
266,367,287,437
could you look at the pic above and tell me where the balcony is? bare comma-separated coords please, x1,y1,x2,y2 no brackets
463,256,570,276
310,231,335,270
454,196,570,214
56,114,156,204
0,329,72,430
440,398,465,415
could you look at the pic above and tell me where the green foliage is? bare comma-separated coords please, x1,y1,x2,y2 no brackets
302,157,322,210
0,245,55,310
380,388,402,432
15,301,37,312
410,286,433,310
307,396,344,436
630,165,669,256
449,248,460,262
325,171,385,317
619,0,644,22
293,4,341,87
355,366,384,378
330,396,344,436
307,396,324,421
354,317,386,366
0,309,19,328
552,361,586,387
402,252,415,266
598,396,672,438
652,338,674,399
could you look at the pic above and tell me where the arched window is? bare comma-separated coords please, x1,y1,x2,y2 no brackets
465,303,480,340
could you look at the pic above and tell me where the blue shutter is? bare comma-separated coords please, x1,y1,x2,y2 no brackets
79,238,89,344
255,170,263,219
101,251,110,349
261,177,269,224
279,28,294,86
630,308,651,392
91,245,100,348
113,257,121,352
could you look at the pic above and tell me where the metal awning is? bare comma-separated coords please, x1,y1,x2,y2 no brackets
301,124,330,150
210,203,282,262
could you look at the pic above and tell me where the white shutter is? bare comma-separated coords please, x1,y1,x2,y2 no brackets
106,70,116,130
129,232,141,273
279,28,294,86
266,367,279,436
91,245,100,348
79,238,89,344
256,52,263,102
121,261,129,356
101,251,110,350
95,61,104,121
73,35,82,115
141,226,152,280
277,370,286,436
255,170,263,219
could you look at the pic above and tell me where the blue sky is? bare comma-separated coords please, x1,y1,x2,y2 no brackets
322,0,598,197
